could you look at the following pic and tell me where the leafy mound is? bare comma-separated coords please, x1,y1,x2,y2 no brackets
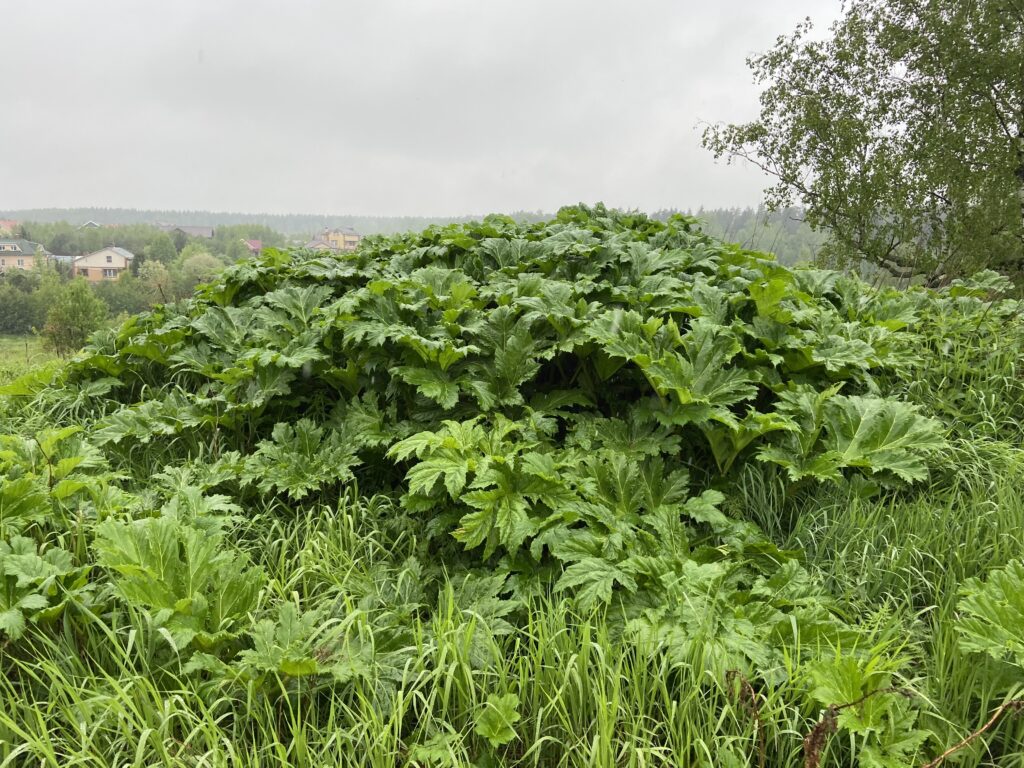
73,203,941,489
12,206,943,665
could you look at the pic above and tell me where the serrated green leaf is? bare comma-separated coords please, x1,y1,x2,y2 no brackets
474,693,521,748
555,558,638,611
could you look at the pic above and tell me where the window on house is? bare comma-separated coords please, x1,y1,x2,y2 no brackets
1,259,5,266
103,268,117,278
106,254,113,263
79,268,88,277
17,259,24,267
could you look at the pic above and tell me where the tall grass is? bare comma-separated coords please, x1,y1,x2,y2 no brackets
0,335,56,385
1,490,910,768
730,437,1024,767
4,480,1019,767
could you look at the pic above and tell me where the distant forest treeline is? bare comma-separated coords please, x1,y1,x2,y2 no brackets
1,206,825,264
0,207,541,237
653,207,827,265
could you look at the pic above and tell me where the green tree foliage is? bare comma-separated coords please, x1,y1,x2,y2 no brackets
0,206,549,237
703,0,1024,281
91,273,154,317
177,241,213,261
144,232,177,264
41,279,108,356
0,284,42,335
0,261,66,334
224,238,250,263
175,253,224,296
211,224,286,252
17,221,169,258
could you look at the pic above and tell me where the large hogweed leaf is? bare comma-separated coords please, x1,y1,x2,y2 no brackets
639,319,759,410
757,387,945,482
242,418,359,500
956,559,1024,671
95,515,264,653
823,395,945,481
0,428,111,534
0,477,49,536
389,417,572,558
700,410,798,473
474,693,521,749
555,557,639,611
187,601,371,690
92,392,218,445
806,655,931,766
0,537,90,640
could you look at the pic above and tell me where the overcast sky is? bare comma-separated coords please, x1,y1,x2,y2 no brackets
1,1,840,217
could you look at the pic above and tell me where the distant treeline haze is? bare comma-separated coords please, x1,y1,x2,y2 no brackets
1,206,825,265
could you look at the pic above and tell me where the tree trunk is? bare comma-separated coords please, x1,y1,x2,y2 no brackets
1016,129,1024,244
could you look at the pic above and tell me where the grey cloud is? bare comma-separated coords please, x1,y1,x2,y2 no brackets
1,0,841,216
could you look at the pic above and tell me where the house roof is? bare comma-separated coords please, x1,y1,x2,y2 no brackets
244,239,262,250
303,238,339,251
324,226,360,236
75,246,135,262
0,239,50,255
159,224,215,238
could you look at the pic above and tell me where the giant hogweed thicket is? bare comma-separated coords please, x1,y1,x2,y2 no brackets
13,205,948,632
5,205,1023,764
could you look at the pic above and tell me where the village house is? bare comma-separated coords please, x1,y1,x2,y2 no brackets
157,224,215,239
73,246,134,281
0,219,18,235
243,239,262,256
302,236,334,251
0,238,50,272
325,226,361,251
303,227,362,253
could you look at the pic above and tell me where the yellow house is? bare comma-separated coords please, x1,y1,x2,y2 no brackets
323,227,362,252
0,239,49,272
73,246,135,282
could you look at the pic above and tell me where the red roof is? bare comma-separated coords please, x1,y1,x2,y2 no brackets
244,239,262,251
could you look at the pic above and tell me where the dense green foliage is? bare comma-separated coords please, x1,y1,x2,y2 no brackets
0,267,63,336
0,222,267,340
9,220,286,260
703,0,1024,281
42,279,110,356
1,206,1022,766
